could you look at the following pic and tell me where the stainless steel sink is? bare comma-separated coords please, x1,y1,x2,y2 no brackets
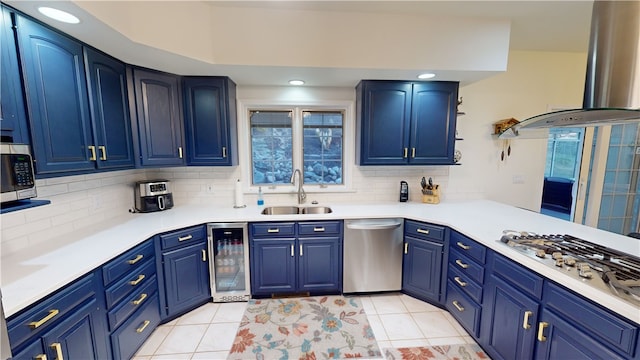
300,206,332,214
261,206,300,215
260,206,332,215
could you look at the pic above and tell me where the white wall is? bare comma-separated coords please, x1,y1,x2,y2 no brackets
0,50,587,255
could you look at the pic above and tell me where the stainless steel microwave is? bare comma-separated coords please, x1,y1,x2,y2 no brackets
1,143,37,204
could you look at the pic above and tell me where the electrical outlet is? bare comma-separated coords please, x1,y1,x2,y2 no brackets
206,184,215,193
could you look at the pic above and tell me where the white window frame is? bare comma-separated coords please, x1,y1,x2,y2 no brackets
237,99,354,195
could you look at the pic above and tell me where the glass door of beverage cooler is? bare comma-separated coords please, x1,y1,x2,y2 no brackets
207,223,250,302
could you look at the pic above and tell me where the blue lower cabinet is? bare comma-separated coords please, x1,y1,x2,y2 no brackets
402,236,444,303
445,279,481,338
110,294,161,360
250,221,343,296
161,242,210,318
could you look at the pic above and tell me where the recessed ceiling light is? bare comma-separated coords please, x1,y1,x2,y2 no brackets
288,80,305,86
38,7,80,24
417,73,436,80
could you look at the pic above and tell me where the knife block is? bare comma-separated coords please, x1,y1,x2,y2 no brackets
422,187,440,204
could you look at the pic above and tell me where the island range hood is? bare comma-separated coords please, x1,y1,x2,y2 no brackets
503,0,640,137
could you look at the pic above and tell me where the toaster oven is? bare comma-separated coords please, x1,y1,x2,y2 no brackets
1,144,37,204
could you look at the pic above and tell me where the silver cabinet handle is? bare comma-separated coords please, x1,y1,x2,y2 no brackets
178,146,183,158
452,300,464,312
178,235,193,242
457,242,471,250
222,147,227,158
300,244,303,256
291,244,294,257
202,249,207,261
268,228,280,233
417,228,430,235
313,227,325,232
454,276,467,287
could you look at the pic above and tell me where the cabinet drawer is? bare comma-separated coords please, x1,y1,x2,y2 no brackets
449,248,485,285
251,222,296,237
108,276,158,330
159,225,206,250
447,262,483,303
445,279,481,337
103,240,155,286
298,221,341,236
8,273,96,349
544,282,638,356
490,252,543,300
110,294,161,360
450,230,485,264
404,220,445,242
105,260,157,309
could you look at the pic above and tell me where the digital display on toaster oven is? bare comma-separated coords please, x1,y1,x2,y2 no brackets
150,183,166,192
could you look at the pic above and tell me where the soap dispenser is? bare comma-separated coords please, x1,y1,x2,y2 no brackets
257,187,264,206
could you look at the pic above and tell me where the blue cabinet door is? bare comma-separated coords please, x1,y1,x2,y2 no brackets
410,82,457,164
402,236,443,303
84,48,134,170
481,275,539,360
534,309,624,360
356,81,412,165
132,68,185,167
162,242,210,318
15,14,94,174
41,298,110,360
183,77,237,166
298,237,342,293
250,238,297,295
1,7,29,144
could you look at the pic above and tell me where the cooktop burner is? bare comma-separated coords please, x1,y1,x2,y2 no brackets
498,231,640,307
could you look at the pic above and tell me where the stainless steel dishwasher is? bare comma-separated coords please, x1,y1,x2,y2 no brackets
343,218,404,293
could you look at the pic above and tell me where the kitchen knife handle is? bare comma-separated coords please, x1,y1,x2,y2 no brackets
51,342,64,360
537,322,548,342
456,242,471,250
88,145,96,161
523,311,533,330
455,259,469,269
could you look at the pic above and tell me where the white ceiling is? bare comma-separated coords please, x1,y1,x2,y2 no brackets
5,1,594,87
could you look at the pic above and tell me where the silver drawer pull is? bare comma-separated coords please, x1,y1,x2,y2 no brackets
416,228,430,235
455,259,469,269
452,300,465,312
178,235,193,242
456,242,471,250
313,227,325,232
291,244,294,257
454,276,467,287
267,228,280,233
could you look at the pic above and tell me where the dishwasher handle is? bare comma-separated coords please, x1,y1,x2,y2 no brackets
346,221,402,230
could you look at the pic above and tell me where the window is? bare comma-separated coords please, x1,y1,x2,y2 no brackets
247,107,346,188
545,128,584,179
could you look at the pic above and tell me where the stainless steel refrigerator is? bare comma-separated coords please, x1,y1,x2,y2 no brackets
207,223,250,302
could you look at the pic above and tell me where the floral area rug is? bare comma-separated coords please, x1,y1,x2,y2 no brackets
383,344,490,360
228,295,382,359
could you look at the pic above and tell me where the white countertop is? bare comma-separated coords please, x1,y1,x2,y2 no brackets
2,200,639,324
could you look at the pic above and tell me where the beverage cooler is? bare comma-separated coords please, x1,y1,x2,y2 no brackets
207,223,250,302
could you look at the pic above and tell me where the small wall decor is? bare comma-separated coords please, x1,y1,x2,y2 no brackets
492,118,520,135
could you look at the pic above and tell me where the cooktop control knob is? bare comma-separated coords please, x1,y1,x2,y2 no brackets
535,249,547,258
564,257,576,266
577,263,593,279
552,252,563,260
555,258,564,267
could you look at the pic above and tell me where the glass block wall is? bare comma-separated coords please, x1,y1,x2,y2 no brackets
597,123,640,235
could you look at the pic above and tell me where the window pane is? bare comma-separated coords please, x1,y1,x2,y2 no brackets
250,111,293,185
303,111,344,185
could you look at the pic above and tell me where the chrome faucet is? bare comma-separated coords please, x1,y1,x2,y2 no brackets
290,169,307,204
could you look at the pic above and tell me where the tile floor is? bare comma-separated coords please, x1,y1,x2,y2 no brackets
133,293,478,360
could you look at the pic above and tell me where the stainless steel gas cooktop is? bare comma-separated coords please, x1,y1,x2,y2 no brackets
498,230,640,307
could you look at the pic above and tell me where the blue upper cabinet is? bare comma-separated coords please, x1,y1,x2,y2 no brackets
130,67,185,167
183,77,238,166
14,13,95,174
84,48,134,170
356,80,458,165
1,7,29,144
